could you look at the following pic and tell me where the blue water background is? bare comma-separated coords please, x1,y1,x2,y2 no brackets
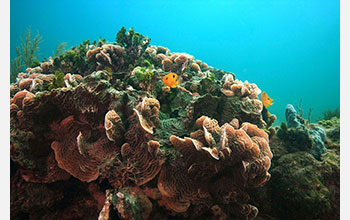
10,0,340,125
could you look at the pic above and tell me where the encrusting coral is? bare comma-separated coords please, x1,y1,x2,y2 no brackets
10,27,289,220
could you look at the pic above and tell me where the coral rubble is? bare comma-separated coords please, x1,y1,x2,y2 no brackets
10,27,338,220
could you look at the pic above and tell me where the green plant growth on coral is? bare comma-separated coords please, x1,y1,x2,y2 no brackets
134,58,152,68
116,26,127,46
116,27,150,49
48,72,65,90
133,66,154,82
206,71,216,81
115,26,151,67
10,27,42,83
57,40,91,74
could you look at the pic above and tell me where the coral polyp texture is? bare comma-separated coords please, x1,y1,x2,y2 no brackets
11,27,294,220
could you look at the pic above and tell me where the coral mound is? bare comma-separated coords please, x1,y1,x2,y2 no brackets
10,27,278,220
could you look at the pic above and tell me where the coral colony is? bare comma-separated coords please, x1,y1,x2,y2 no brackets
10,27,339,220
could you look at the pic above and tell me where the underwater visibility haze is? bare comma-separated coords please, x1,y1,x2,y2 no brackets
10,0,340,220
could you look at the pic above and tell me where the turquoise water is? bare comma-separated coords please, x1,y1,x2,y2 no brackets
10,0,340,125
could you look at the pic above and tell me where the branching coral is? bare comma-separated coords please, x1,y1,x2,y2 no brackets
20,27,43,68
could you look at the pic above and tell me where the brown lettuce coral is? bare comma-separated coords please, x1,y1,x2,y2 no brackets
157,116,272,219
152,47,206,74
103,97,165,187
220,74,264,123
50,114,118,182
221,74,261,99
87,44,126,72
10,72,124,184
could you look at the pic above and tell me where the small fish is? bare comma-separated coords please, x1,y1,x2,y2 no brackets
260,91,274,108
163,72,180,88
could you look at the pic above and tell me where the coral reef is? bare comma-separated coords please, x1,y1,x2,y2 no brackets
10,27,338,220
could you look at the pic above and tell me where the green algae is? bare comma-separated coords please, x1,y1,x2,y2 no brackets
56,40,91,74
48,72,65,91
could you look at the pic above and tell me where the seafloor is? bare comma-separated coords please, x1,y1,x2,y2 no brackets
10,28,339,220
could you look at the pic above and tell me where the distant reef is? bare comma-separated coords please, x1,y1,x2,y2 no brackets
10,27,339,220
